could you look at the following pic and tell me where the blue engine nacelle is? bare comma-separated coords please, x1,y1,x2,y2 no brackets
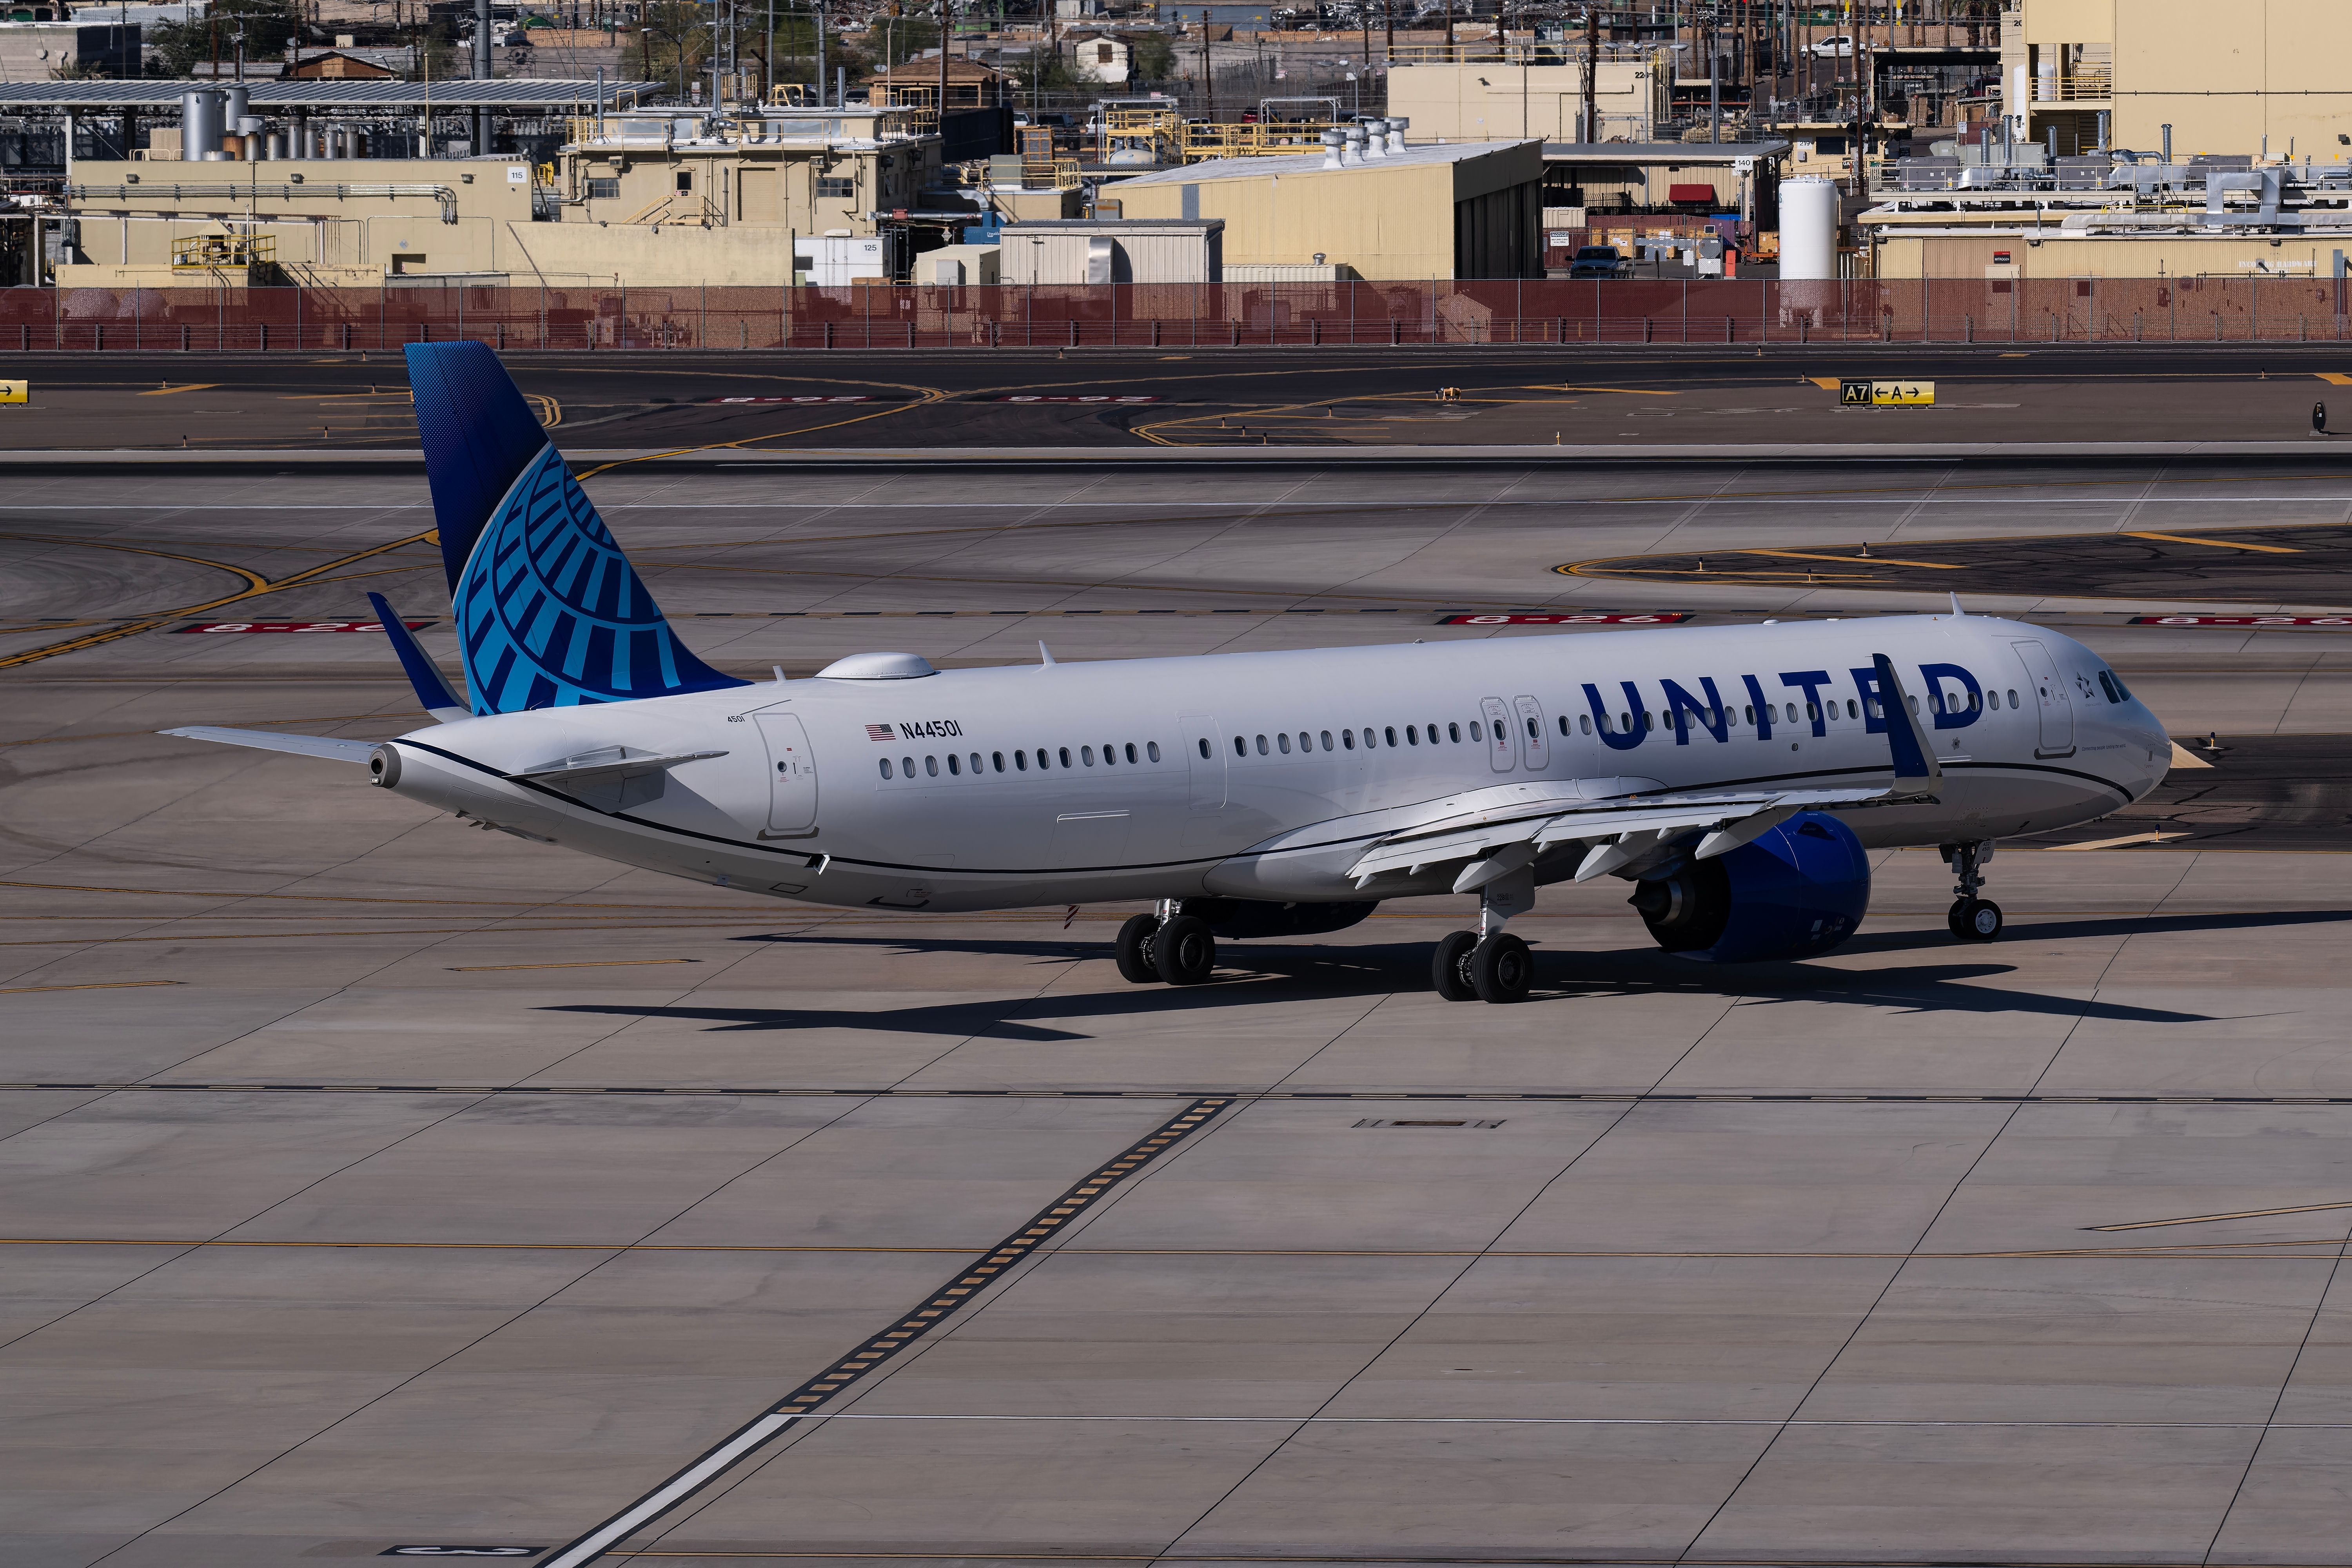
1627,811,1871,963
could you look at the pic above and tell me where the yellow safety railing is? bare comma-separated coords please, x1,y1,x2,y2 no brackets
1181,119,1350,161
1382,39,1648,64
2049,70,2112,102
567,109,922,146
172,231,272,270
1099,106,1182,165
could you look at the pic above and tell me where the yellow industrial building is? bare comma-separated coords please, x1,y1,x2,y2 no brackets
1107,139,1544,280
2012,0,2352,156
55,107,942,289
1383,54,1667,145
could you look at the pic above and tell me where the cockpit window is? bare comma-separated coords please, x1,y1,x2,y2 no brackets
2097,669,2131,704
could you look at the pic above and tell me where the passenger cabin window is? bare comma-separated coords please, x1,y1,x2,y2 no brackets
880,758,893,779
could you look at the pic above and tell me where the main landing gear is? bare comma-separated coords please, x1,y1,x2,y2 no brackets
1941,840,2003,942
1116,902,1216,986
1432,860,1537,1004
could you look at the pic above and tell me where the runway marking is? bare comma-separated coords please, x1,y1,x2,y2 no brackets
0,528,437,671
536,1096,1235,1568
448,958,705,972
1807,377,1844,390
2318,372,2352,385
2044,830,2192,851
135,383,219,396
0,979,181,995
1744,549,1967,570
2124,530,2302,553
2091,1201,2352,1232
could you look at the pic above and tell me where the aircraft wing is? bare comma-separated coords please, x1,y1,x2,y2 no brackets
159,726,379,764
1346,784,1893,888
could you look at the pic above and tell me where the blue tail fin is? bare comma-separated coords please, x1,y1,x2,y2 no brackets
404,341,745,715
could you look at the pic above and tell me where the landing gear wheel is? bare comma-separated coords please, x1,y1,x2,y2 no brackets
1469,932,1534,1004
1949,897,2004,942
1114,913,1161,984
1432,930,1479,1001
1152,914,1217,985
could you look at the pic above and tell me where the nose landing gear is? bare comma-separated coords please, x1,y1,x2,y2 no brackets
1941,840,2002,941
1432,861,1536,1003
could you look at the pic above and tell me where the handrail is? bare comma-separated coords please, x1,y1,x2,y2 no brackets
67,182,460,223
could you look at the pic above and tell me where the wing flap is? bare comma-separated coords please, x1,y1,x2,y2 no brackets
160,726,378,763
1346,784,1891,882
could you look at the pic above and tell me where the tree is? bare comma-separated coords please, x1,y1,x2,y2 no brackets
1131,32,1173,83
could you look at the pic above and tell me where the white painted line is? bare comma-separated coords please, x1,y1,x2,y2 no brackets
536,1413,797,1568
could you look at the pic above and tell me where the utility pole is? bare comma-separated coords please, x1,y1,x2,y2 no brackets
1383,0,1392,76
1708,1,1719,142
938,0,949,126
1581,4,1597,143
473,0,491,156
815,0,826,105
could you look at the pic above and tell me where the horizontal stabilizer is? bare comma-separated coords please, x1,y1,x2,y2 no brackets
160,726,377,763
507,748,729,786
506,745,729,812
366,592,468,723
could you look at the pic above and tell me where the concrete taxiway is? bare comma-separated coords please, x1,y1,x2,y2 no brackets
5,343,2352,452
7,457,2352,1566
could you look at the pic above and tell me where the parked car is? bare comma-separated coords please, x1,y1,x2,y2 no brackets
1809,34,1855,57
1566,245,1632,279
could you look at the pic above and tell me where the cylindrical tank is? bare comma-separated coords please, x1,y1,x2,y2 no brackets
178,87,223,160
1779,175,1839,281
223,83,250,130
264,131,285,160
2035,57,2057,103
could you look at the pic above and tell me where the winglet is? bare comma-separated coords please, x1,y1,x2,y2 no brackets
1949,592,1966,617
1038,641,1057,667
1873,653,1944,794
366,592,470,723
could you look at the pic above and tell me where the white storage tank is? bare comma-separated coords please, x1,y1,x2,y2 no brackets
1779,175,1839,281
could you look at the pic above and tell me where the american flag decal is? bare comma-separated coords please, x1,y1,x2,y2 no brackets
866,723,897,742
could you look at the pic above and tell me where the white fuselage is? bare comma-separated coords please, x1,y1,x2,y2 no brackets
378,615,2169,913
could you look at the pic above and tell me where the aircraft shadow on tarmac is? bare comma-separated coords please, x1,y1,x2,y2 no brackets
534,912,2296,1035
